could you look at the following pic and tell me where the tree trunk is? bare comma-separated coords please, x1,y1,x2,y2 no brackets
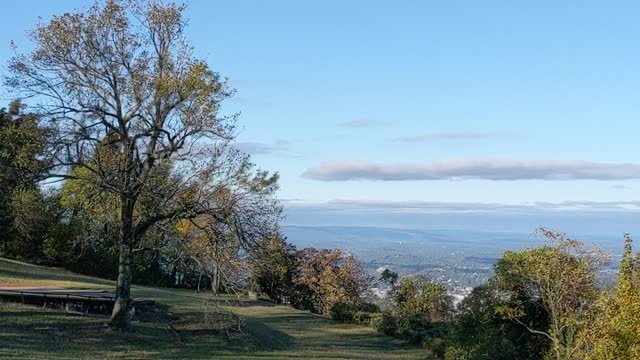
212,263,220,294
170,265,177,287
110,197,135,329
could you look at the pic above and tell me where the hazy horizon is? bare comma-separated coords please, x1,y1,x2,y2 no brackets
283,200,640,238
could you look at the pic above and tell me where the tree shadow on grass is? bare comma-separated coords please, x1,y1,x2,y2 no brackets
237,311,420,353
0,310,127,356
0,305,248,359
242,316,296,350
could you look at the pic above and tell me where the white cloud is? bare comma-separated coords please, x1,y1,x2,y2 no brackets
303,158,640,181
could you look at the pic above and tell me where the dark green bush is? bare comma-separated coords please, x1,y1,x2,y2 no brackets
330,302,356,322
444,346,470,360
389,315,450,345
357,302,380,313
395,315,429,343
367,312,385,328
423,337,449,358
375,311,398,336
330,302,381,323
352,311,372,325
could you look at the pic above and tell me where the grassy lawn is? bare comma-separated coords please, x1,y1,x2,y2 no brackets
0,257,114,289
0,258,430,359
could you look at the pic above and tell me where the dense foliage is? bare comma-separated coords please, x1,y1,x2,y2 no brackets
250,239,372,316
7,0,281,328
579,234,640,359
0,101,49,259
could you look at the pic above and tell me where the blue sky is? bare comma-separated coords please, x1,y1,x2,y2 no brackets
1,1,640,228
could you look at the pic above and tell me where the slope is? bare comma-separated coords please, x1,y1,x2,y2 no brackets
0,258,429,359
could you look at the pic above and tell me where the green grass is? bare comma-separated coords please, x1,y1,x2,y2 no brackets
0,257,113,289
0,258,430,359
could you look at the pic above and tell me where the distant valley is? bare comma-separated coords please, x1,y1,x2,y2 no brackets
282,225,623,294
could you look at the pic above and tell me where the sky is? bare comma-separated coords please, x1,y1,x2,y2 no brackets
1,1,640,231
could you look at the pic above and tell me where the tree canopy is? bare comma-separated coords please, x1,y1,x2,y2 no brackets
0,100,49,258
7,0,281,328
580,234,640,359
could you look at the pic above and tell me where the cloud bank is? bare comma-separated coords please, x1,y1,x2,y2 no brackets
285,199,640,215
303,158,640,181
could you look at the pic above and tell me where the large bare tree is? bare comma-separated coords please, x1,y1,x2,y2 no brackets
6,0,280,329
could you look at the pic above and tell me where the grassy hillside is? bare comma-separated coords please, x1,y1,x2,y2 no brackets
0,258,430,359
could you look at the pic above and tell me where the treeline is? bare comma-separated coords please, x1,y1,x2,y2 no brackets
0,101,174,283
0,100,273,289
0,103,367,301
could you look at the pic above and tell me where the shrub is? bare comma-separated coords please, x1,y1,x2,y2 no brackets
330,302,381,323
367,312,385,328
330,302,355,322
357,302,380,313
444,346,470,360
42,223,75,265
395,315,429,343
375,311,398,336
422,337,449,358
393,315,450,345
352,311,372,325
